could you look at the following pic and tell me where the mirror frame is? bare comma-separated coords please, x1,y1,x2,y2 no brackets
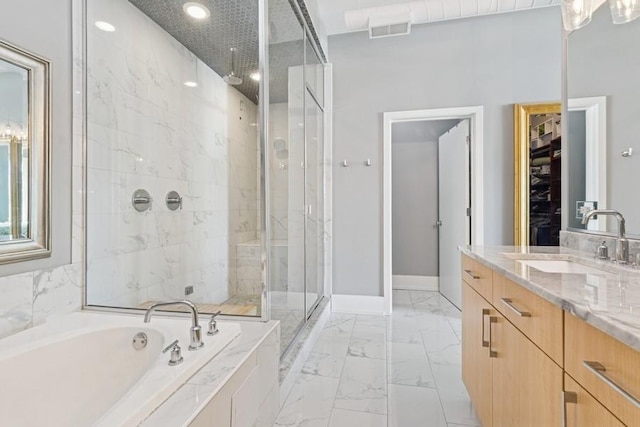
514,102,561,246
0,39,51,264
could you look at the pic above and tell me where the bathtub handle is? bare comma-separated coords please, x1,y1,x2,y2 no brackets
162,340,184,366
208,311,222,336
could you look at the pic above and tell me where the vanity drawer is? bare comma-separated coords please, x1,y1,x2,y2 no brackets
564,374,625,427
565,313,640,427
492,273,563,365
461,254,493,300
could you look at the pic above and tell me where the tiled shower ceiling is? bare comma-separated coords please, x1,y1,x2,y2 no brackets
129,0,307,103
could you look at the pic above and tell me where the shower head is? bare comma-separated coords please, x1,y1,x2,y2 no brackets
223,72,242,85
223,47,243,85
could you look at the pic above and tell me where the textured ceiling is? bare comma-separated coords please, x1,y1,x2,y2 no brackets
318,0,561,35
129,0,307,103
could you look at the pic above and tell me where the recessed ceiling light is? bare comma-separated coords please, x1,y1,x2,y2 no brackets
183,2,210,20
250,72,261,82
95,21,116,32
184,81,198,87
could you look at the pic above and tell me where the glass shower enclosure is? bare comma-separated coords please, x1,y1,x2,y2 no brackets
82,0,328,355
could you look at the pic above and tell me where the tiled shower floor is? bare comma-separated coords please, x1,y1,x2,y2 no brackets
273,290,480,427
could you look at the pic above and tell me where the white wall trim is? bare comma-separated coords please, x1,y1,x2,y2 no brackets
392,275,438,291
382,106,485,315
331,295,387,315
567,96,607,231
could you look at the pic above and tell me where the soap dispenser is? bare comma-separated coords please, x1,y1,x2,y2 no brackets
596,241,609,260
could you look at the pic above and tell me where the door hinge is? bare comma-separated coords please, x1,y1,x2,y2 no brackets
466,136,470,143
466,207,471,217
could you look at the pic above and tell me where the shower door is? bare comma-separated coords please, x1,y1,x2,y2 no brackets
304,90,323,317
304,36,324,318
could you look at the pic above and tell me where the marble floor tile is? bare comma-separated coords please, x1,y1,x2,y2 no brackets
447,317,463,341
334,356,387,415
391,290,413,307
348,327,387,360
387,342,436,388
354,314,388,330
420,328,461,354
323,315,356,338
313,329,351,354
274,374,340,427
427,341,462,367
437,384,481,426
302,351,347,378
329,409,387,427
409,291,437,306
386,316,423,344
388,384,448,427
275,291,476,427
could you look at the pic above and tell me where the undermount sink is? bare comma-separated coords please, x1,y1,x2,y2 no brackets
518,259,607,275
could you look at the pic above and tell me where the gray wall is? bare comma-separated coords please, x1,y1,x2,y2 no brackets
331,7,562,296
567,111,586,229
568,4,640,234
1,0,73,276
392,138,438,276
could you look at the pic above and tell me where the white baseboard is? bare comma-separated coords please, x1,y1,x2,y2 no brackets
331,294,389,315
392,275,439,291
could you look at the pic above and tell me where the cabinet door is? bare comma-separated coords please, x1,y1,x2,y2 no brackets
492,313,563,427
462,282,493,426
564,374,625,427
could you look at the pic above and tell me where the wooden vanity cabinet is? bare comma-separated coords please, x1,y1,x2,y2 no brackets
462,280,562,427
462,253,640,427
462,282,493,426
491,310,562,427
461,254,563,426
565,313,640,427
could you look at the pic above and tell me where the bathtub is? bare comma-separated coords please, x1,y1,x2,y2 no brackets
0,311,241,426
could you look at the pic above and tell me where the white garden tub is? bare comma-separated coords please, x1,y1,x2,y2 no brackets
0,311,240,426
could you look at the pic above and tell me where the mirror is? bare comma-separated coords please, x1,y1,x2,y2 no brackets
514,103,562,246
0,39,50,263
567,3,639,235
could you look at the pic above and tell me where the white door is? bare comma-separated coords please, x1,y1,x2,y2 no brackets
438,119,471,308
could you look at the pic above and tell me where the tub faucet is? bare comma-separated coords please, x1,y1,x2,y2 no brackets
582,209,629,264
144,300,204,350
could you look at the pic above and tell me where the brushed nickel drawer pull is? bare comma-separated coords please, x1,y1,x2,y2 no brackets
583,360,640,408
481,308,489,347
500,298,531,317
464,269,481,280
562,391,577,427
489,316,497,358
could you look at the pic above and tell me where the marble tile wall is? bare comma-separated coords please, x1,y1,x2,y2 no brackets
85,0,259,307
560,229,640,259
0,0,85,340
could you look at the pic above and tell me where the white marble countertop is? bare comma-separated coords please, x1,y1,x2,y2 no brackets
460,245,640,352
140,319,279,427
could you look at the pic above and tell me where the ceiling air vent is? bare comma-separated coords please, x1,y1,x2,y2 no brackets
368,10,413,39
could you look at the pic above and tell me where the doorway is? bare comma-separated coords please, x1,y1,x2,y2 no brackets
383,107,485,311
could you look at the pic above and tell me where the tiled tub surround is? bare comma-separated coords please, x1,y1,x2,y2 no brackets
86,0,259,308
141,319,280,427
460,245,640,352
0,312,241,426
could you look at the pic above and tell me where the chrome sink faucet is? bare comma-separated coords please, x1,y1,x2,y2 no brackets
582,209,629,264
144,300,204,350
